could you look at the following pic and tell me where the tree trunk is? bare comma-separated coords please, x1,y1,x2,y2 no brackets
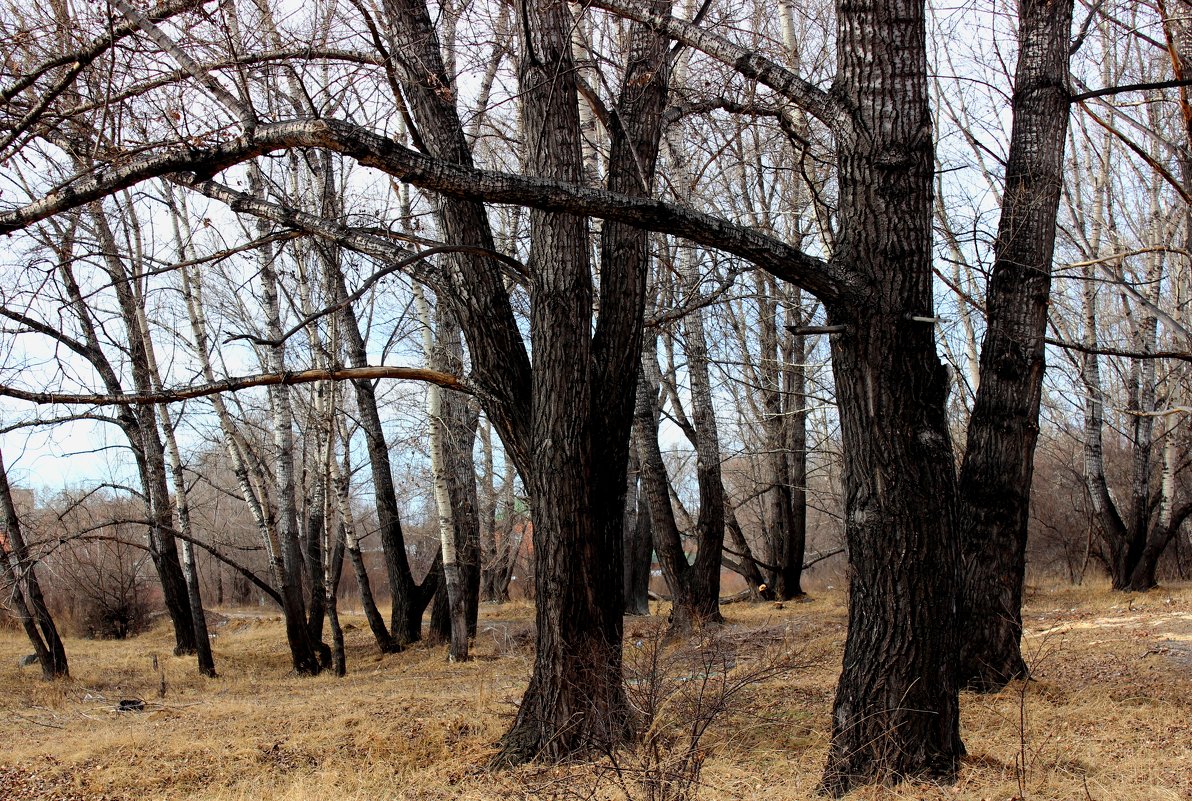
758,273,796,599
724,505,770,599
334,451,398,653
634,316,726,634
130,249,216,677
478,420,502,603
622,449,653,616
61,207,197,656
0,451,68,679
820,0,963,792
777,296,809,599
327,252,435,647
419,286,471,662
956,0,1073,691
490,460,521,603
252,167,321,677
495,0,669,762
326,526,348,677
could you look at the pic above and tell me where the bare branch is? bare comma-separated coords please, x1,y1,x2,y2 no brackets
0,365,470,406
586,0,843,129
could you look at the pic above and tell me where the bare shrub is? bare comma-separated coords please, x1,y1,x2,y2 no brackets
58,534,152,640
517,624,804,801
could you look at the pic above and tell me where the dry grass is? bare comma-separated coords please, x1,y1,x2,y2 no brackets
0,583,1189,800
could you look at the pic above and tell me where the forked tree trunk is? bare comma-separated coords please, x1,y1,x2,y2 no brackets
330,264,435,647
820,0,963,792
956,0,1073,691
498,0,618,758
496,0,670,762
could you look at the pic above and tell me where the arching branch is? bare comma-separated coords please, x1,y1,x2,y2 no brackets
0,118,849,302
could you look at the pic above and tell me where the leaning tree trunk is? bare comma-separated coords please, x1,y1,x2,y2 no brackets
331,443,397,653
724,505,770,597
956,0,1073,691
137,304,217,678
820,0,963,792
633,315,726,635
56,207,196,656
329,263,435,647
0,451,68,679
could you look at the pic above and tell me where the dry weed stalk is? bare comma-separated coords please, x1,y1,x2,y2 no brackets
517,624,805,801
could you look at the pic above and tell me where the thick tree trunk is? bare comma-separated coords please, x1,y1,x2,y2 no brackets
956,0,1073,691
496,0,669,762
820,0,963,792
498,0,620,758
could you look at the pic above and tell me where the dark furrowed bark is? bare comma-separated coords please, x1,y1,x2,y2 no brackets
493,0,672,763
957,0,1074,692
497,0,621,761
820,0,963,792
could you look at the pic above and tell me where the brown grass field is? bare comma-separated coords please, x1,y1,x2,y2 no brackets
1,582,1189,801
